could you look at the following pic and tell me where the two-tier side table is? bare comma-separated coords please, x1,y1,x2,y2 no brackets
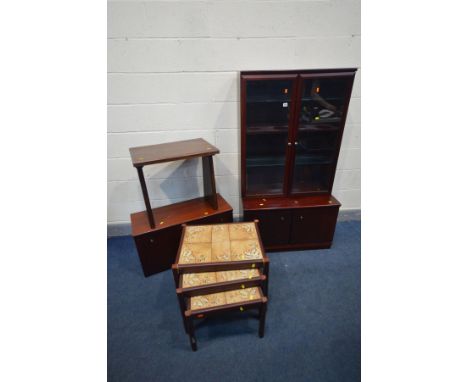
129,138,233,276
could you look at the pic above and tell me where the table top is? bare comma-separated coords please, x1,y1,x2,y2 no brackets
175,222,265,266
129,138,219,167
181,269,261,288
189,287,262,311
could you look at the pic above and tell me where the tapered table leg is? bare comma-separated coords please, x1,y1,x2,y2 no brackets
136,166,155,228
202,155,218,210
263,260,269,297
259,300,267,338
186,316,197,351
177,294,188,333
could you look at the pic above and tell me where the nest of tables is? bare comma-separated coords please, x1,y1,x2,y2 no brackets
172,221,269,351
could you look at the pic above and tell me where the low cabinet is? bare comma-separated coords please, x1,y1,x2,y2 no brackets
244,210,291,246
243,195,341,251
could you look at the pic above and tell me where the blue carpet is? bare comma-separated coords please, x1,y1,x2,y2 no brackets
108,220,360,382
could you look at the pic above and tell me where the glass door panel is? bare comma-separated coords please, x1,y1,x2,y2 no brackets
245,78,294,196
291,76,350,193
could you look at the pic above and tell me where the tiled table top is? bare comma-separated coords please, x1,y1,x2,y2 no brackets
176,222,264,265
181,269,261,288
189,287,262,311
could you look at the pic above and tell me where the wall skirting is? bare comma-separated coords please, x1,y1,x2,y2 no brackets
338,209,361,222
107,209,361,237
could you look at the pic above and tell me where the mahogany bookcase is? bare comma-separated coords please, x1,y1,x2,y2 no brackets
240,69,357,250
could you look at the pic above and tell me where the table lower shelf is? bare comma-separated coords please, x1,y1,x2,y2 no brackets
189,286,263,312
131,194,234,277
177,270,267,297
182,286,268,351
131,194,232,236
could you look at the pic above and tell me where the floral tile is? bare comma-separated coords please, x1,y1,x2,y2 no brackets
211,224,230,243
228,222,258,241
211,241,231,262
184,225,212,243
216,269,260,282
181,272,217,288
190,292,226,310
230,240,262,261
225,287,261,304
179,243,212,264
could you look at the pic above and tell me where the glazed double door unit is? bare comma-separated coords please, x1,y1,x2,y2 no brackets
241,69,357,250
241,69,356,197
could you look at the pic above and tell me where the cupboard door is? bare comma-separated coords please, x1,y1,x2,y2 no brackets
290,207,339,244
243,76,297,196
244,210,291,247
134,225,182,276
291,74,354,194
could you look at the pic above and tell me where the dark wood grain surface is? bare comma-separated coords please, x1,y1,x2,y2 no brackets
242,194,341,210
131,194,232,236
130,138,219,167
241,68,357,76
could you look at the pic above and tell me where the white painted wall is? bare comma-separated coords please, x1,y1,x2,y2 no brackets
107,0,361,225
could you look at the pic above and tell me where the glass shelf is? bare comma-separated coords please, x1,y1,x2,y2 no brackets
299,117,342,125
247,156,286,167
294,156,334,166
246,124,289,135
301,96,344,102
297,126,340,134
291,163,334,193
246,98,290,103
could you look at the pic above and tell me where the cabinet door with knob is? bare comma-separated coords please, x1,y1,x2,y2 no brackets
244,210,291,247
134,211,233,277
134,225,182,276
290,207,339,245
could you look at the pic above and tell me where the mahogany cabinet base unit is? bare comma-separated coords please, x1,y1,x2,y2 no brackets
242,195,341,251
131,194,233,277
